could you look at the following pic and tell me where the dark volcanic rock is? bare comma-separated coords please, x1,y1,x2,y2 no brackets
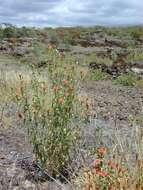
89,62,108,72
57,44,71,52
130,61,143,74
131,61,143,69
13,46,29,57
89,50,131,77
0,40,11,53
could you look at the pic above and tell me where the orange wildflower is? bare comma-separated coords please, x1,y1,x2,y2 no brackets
53,85,59,93
48,43,53,50
52,44,57,49
68,85,74,92
31,107,36,113
16,87,21,96
93,159,103,168
62,79,69,86
64,92,69,97
117,167,127,177
137,160,143,168
47,109,53,114
97,147,107,156
58,98,64,105
108,162,117,170
96,170,109,177
59,52,65,60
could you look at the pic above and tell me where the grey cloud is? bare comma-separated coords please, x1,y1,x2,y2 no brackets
0,0,142,27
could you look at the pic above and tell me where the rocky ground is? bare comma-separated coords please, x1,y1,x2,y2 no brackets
84,80,143,124
82,81,143,156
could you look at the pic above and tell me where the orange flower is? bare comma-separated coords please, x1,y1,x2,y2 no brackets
62,79,69,86
97,147,106,156
58,98,64,105
96,170,109,177
117,167,127,177
31,106,37,113
137,160,143,168
16,86,21,95
59,52,65,60
64,92,69,97
108,162,117,170
47,109,53,114
68,85,74,92
48,43,53,50
52,44,57,49
53,85,59,93
93,159,103,168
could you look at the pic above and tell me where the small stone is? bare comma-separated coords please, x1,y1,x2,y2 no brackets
0,154,6,160
23,180,36,189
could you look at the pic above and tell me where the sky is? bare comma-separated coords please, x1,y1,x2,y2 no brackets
0,0,143,27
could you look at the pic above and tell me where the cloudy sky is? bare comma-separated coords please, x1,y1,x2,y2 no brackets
0,0,143,27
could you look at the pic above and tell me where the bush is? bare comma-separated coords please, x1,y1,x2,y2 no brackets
89,70,108,81
13,47,86,176
136,80,143,89
81,147,129,190
114,73,138,86
76,123,143,190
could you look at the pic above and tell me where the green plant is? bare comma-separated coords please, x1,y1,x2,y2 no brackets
136,80,143,89
75,117,143,190
89,70,108,81
114,73,138,86
127,52,143,63
84,54,113,67
13,47,86,176
80,147,128,190
79,146,143,190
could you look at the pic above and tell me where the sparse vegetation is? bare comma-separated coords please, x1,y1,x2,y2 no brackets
114,73,138,86
89,69,108,81
11,46,88,176
136,79,143,89
0,25,143,189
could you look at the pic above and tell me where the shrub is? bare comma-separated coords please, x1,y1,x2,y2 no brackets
84,54,113,67
13,47,86,176
89,70,108,81
78,147,128,190
114,73,138,86
3,25,17,38
136,80,143,89
75,120,143,190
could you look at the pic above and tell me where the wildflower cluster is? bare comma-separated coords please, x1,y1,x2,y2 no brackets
13,44,85,176
83,147,129,190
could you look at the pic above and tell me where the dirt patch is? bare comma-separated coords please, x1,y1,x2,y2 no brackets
83,80,143,126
